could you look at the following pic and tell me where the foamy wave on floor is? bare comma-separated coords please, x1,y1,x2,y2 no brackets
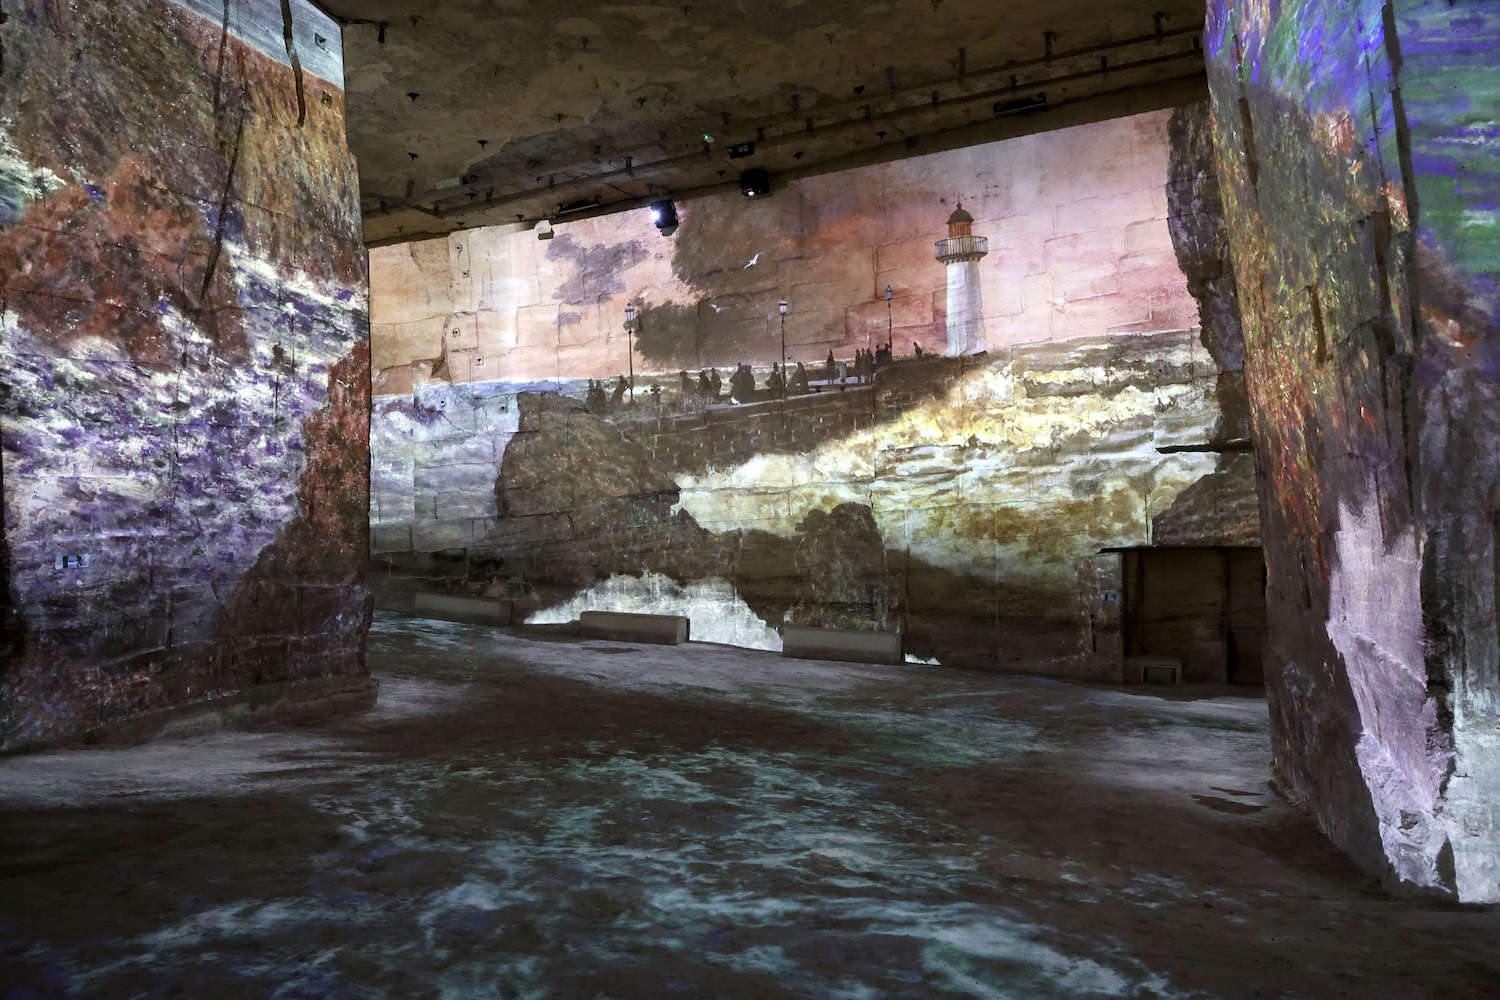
527,573,783,651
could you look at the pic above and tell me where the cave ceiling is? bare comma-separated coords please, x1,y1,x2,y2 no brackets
314,0,1208,245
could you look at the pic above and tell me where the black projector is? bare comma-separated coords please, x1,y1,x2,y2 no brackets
740,168,771,199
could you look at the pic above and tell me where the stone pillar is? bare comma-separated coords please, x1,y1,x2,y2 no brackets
1206,0,1500,900
0,0,374,749
935,204,988,356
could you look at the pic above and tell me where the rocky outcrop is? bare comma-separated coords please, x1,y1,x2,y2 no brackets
790,503,899,631
500,394,682,534
217,344,374,685
490,394,722,610
1167,101,1252,449
1167,103,1245,376
0,0,370,750
1152,452,1262,547
1206,0,1500,900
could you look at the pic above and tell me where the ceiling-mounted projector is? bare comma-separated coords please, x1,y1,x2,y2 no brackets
740,168,771,199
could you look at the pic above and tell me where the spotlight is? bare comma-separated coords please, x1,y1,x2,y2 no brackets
534,219,555,241
650,199,679,237
740,168,771,199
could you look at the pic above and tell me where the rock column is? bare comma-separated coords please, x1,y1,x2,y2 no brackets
1207,0,1500,900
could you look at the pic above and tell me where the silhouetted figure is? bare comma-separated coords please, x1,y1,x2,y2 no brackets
586,378,606,411
913,341,924,357
650,384,662,408
791,361,809,392
680,371,695,396
876,342,892,365
824,351,836,380
767,363,785,395
709,368,722,397
729,364,755,403
698,370,712,396
611,375,630,407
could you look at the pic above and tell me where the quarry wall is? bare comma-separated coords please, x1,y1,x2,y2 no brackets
369,105,1259,680
1206,0,1500,900
0,0,373,749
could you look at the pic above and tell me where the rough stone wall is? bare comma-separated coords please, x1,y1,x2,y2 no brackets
370,106,1258,678
1206,0,1500,900
1153,102,1258,551
0,0,371,749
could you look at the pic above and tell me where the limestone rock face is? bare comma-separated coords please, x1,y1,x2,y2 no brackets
1166,102,1253,450
1166,104,1245,376
0,0,371,749
1152,452,1261,548
1206,0,1500,900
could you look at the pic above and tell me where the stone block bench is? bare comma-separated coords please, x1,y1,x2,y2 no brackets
411,592,515,627
781,624,903,665
580,611,690,645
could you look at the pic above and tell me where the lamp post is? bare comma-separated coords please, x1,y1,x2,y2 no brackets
624,302,636,403
778,299,789,399
885,284,894,355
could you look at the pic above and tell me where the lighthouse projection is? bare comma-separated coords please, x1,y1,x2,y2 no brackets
934,203,989,357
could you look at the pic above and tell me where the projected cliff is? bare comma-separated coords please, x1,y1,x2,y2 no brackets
369,107,1258,678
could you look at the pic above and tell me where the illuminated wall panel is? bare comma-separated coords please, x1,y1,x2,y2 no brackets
1207,0,1500,900
0,0,372,748
370,106,1256,679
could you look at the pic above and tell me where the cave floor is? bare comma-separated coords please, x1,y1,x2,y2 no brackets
2,614,1497,999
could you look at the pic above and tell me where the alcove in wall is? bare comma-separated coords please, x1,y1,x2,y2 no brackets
1118,547,1267,686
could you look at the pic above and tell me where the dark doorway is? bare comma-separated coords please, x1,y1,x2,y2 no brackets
1121,547,1267,685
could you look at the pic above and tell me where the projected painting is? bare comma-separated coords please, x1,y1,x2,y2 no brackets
0,0,369,748
370,107,1257,676
1203,0,1500,898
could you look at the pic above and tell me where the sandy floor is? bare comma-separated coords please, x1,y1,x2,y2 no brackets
2,613,1497,998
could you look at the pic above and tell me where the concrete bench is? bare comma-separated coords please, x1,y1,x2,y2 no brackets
1124,655,1183,686
781,624,902,665
412,592,514,627
580,611,690,645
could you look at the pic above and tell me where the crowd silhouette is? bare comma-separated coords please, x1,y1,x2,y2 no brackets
583,339,928,414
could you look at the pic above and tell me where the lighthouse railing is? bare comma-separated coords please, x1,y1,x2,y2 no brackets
934,235,989,260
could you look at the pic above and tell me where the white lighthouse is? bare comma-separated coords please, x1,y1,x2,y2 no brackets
934,203,989,356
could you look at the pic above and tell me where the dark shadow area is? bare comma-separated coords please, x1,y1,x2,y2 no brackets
1121,546,1268,685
